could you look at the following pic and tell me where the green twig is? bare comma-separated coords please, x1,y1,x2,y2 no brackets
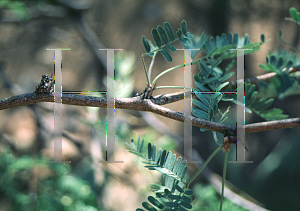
186,146,222,187
151,56,209,85
278,30,300,53
152,62,194,85
220,151,229,211
155,86,192,90
148,52,157,84
140,56,150,86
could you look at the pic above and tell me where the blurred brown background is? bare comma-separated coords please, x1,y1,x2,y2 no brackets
0,0,300,210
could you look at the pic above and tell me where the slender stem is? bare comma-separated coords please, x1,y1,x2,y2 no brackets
152,62,193,85
220,151,229,211
151,55,209,85
186,146,222,187
140,56,150,86
279,31,300,53
148,52,157,84
155,86,192,90
212,131,223,145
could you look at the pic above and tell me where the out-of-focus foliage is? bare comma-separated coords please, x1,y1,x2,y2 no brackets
0,147,101,211
287,7,300,25
192,183,248,211
0,0,30,21
103,50,136,98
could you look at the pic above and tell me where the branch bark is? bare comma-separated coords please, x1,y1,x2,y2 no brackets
1,92,299,134
228,64,300,88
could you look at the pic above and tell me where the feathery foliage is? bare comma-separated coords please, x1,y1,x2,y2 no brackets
142,20,193,62
137,13,299,210
199,32,266,60
126,138,194,211
257,50,300,99
223,83,289,121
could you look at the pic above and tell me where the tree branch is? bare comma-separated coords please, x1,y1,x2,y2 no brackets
1,92,299,134
245,117,300,133
228,64,300,88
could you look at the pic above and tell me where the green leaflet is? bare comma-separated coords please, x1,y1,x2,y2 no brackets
148,196,164,209
194,58,234,94
193,92,223,133
223,82,289,121
152,28,162,47
166,44,177,52
127,139,193,211
176,28,182,38
181,32,207,59
141,20,193,62
259,49,299,74
142,35,151,53
142,202,157,211
257,50,300,99
289,7,300,25
180,20,188,35
164,22,175,41
157,25,169,44
203,32,267,60
126,139,188,183
179,37,192,46
160,48,172,62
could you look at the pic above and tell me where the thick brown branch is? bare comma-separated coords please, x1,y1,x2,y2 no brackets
1,92,299,134
245,117,300,133
0,93,231,133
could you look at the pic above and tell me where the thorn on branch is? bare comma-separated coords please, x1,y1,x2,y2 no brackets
223,127,248,152
136,84,156,100
35,74,54,94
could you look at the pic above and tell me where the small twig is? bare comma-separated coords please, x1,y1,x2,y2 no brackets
148,53,157,84
140,56,150,86
227,65,300,88
220,151,229,211
186,146,222,187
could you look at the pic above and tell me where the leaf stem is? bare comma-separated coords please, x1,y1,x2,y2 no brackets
186,146,222,187
155,86,192,90
140,56,150,86
148,52,157,84
220,151,229,211
152,62,194,85
151,56,208,85
278,30,300,53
